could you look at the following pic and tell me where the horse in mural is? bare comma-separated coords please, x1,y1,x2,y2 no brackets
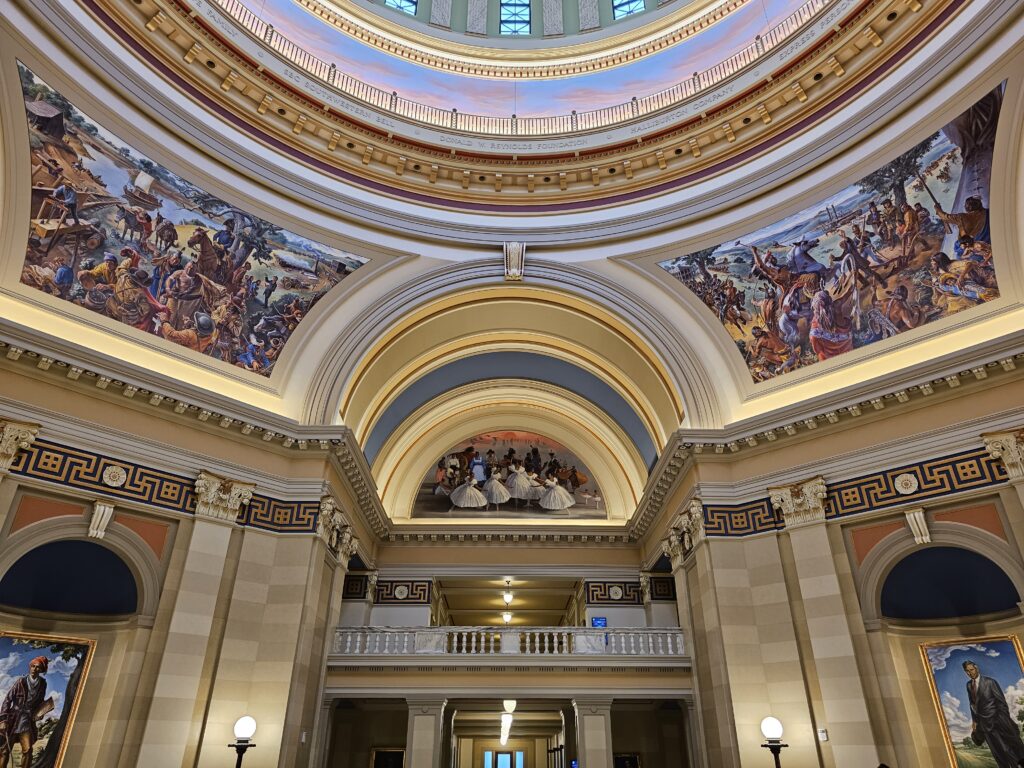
186,227,223,279
153,215,178,252
115,205,145,242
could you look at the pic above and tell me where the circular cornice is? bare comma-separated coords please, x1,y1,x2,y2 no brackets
297,0,743,78
70,0,983,211
371,379,648,522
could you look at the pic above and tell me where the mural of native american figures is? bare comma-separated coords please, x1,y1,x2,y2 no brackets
659,84,1005,382
0,633,93,768
414,431,604,519
17,63,366,377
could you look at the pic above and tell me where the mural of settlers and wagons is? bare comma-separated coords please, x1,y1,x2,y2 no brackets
416,432,604,519
660,85,1004,382
17,64,367,377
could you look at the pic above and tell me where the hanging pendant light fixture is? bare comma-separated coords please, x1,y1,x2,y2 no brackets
502,579,514,606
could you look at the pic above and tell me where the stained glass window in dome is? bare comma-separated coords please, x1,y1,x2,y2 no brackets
500,0,531,34
612,0,645,19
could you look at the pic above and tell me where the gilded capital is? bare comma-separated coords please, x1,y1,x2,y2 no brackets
193,470,255,522
0,420,39,474
983,430,1024,482
770,476,828,527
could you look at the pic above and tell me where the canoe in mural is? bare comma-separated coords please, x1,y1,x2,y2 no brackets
659,85,1004,382
17,63,366,377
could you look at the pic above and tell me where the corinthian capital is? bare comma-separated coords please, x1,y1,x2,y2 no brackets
317,495,353,557
770,476,828,527
662,497,705,569
0,420,39,474
193,470,255,522
983,430,1024,482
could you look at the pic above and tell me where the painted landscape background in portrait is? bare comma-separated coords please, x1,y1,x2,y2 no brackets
659,85,1004,381
413,431,604,519
922,636,1024,768
18,63,366,377
0,632,92,768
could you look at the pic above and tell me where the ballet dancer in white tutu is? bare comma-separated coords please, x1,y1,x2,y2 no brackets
539,476,576,511
449,477,487,509
526,472,545,505
505,462,533,507
482,468,511,510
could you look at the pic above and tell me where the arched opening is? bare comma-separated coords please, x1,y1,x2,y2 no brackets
880,546,1020,620
0,540,138,616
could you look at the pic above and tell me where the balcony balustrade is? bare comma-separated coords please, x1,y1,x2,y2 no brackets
332,626,686,660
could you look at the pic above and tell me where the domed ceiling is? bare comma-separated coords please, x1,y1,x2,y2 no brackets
0,0,1022,533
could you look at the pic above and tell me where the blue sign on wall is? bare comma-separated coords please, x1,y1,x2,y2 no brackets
591,616,607,628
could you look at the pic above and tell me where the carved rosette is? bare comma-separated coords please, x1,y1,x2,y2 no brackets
770,476,828,527
0,420,39,475
983,430,1024,482
193,470,255,522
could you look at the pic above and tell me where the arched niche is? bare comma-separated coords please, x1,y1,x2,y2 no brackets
0,540,138,616
858,519,1024,625
0,516,163,624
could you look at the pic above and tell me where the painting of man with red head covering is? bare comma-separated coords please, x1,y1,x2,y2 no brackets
0,633,92,768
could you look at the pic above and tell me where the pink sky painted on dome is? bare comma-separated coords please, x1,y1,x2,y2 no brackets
251,0,807,117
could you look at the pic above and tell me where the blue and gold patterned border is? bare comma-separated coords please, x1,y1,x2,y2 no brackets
10,439,318,533
343,574,369,599
585,580,643,605
700,447,1007,537
704,499,779,537
650,576,677,601
375,580,432,604
825,448,1006,519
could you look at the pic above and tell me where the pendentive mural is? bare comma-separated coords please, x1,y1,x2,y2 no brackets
0,632,93,768
17,63,366,376
414,431,604,519
660,85,1004,381
922,636,1024,768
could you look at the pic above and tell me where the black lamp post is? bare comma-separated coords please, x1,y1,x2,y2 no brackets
760,716,787,768
228,715,257,767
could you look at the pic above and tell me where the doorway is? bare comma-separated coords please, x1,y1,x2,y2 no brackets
483,750,525,768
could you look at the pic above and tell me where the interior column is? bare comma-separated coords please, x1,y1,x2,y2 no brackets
194,497,357,768
572,697,613,768
135,472,251,768
772,477,881,766
407,696,448,768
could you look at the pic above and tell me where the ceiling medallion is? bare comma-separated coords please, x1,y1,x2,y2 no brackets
893,473,920,495
101,464,129,488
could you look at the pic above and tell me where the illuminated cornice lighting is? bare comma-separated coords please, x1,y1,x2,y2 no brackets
502,611,513,624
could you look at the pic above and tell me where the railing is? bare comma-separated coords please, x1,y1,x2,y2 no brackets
333,626,686,656
204,0,830,137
